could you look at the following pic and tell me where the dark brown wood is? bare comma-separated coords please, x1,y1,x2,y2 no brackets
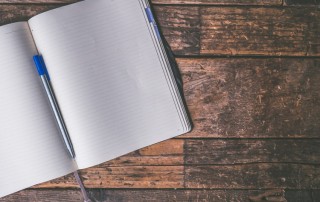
36,165,184,188
0,0,282,5
0,0,314,7
2,189,320,202
152,0,282,5
155,6,320,56
185,139,320,164
185,164,320,189
0,190,83,202
284,0,320,6
284,190,320,202
104,139,184,166
178,58,320,138
199,7,320,56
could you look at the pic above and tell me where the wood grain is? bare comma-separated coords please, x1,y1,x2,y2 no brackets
284,0,320,6
179,58,320,138
200,7,320,56
186,164,320,189
36,166,184,189
185,139,320,164
0,0,282,5
156,6,320,56
1,189,320,202
105,139,184,166
155,6,201,55
152,0,282,5
0,0,316,6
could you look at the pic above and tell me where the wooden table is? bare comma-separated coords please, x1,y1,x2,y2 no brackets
1,0,320,201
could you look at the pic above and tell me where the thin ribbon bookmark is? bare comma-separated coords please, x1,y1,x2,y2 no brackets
74,171,91,202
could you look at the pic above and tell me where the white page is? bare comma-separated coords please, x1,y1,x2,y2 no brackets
29,0,190,169
0,22,77,197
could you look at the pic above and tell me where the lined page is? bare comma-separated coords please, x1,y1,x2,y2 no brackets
29,0,187,169
0,22,77,197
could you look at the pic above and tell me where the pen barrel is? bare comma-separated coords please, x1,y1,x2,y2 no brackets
40,75,75,158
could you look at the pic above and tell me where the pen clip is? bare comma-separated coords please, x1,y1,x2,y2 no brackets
145,7,155,23
145,7,161,40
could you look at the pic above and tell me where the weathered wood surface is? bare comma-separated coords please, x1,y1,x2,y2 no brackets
154,0,320,6
284,0,320,6
186,164,320,189
180,58,320,138
152,0,283,5
0,0,283,5
2,189,320,202
1,0,320,201
1,0,319,6
185,139,320,164
200,7,320,56
156,6,320,56
36,166,185,189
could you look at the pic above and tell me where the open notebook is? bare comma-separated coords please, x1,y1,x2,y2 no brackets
0,0,191,197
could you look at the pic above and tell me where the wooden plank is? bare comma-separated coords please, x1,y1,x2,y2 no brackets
178,58,320,138
155,6,320,56
185,164,320,189
0,0,78,3
35,166,184,189
152,0,282,5
0,190,84,202
105,139,184,166
200,7,320,56
1,189,320,202
80,165,184,188
0,0,282,5
284,0,320,6
185,139,320,164
138,139,183,156
284,190,320,202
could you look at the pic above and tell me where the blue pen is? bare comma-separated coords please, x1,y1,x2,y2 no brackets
145,7,161,39
33,55,75,158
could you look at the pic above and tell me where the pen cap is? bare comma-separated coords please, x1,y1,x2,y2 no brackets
33,55,50,80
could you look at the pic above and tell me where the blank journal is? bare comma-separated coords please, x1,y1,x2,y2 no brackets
0,0,191,197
